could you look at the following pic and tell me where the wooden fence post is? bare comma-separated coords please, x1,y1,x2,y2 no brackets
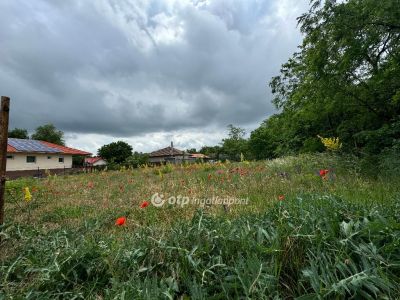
0,96,10,229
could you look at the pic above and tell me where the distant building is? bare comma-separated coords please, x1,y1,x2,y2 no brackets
149,142,210,164
6,138,91,173
84,156,107,167
190,153,210,160
149,142,185,164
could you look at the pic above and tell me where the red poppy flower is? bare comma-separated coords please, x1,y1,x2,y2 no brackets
278,195,285,201
319,169,329,177
115,217,126,226
140,201,149,208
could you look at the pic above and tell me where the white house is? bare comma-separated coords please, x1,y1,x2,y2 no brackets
84,157,107,167
6,138,91,172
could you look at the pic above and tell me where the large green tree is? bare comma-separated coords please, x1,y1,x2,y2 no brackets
97,141,132,164
8,128,29,139
186,148,197,154
221,124,248,161
249,117,283,159
199,145,222,160
31,124,65,145
263,0,400,156
125,152,149,168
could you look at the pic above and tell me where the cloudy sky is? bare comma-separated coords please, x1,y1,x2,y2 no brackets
0,0,307,154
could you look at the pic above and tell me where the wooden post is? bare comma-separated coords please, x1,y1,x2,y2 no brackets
0,96,10,228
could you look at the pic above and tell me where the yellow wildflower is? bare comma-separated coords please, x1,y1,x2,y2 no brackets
24,187,32,202
318,135,342,151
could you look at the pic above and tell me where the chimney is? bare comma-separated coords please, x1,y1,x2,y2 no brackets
170,141,173,157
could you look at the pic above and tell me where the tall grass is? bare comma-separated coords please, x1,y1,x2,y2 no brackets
0,153,399,299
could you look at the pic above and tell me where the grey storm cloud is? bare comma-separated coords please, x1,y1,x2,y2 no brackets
0,0,308,138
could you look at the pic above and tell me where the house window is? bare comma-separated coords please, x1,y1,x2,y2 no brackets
7,155,14,160
26,156,36,163
47,156,52,159
59,157,64,163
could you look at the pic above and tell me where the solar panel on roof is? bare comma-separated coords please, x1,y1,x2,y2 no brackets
8,138,61,153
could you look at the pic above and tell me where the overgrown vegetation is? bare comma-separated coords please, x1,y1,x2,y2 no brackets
1,1,399,298
1,154,399,298
200,0,400,164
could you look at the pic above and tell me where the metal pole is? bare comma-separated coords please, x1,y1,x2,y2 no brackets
0,96,10,228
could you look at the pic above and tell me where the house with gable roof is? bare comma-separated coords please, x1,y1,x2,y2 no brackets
149,142,210,164
6,138,91,174
84,156,107,167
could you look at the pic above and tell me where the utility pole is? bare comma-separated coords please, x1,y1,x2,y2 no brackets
0,96,10,230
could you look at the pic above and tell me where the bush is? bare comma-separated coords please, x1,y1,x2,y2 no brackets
379,140,400,176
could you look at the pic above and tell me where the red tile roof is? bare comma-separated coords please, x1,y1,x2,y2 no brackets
190,153,209,159
149,146,184,157
7,144,17,153
40,141,91,155
85,157,104,164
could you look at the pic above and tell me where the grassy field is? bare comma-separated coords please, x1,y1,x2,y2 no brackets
0,153,399,299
